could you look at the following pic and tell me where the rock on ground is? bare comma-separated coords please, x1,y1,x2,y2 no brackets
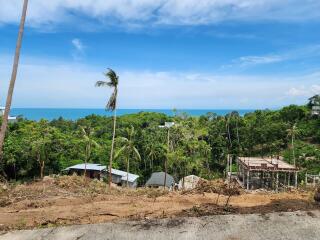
1,210,320,240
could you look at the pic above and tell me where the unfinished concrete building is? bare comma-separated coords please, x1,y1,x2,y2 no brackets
234,157,299,191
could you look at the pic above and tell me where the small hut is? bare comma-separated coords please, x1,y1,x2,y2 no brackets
145,172,175,188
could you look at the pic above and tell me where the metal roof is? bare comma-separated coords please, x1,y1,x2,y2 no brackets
65,163,106,171
109,168,139,183
238,157,298,172
65,163,139,183
146,172,175,187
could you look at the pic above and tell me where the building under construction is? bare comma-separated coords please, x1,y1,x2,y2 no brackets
231,157,299,191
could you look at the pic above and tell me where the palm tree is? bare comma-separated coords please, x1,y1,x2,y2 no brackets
145,142,164,172
115,126,141,187
0,0,28,169
96,69,119,187
287,123,299,167
79,126,100,177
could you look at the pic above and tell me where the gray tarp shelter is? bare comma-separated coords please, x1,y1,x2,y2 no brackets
145,172,175,188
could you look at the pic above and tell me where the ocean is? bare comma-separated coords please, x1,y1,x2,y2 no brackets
10,108,255,121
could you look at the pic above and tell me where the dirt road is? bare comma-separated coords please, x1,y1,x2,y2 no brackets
1,210,320,240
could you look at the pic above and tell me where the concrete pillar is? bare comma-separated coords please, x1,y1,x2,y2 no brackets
295,172,298,188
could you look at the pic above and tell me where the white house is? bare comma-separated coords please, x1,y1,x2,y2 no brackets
0,107,17,123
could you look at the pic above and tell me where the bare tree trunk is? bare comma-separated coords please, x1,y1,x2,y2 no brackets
0,0,28,171
40,161,44,179
37,153,44,179
292,134,296,167
109,109,117,188
126,156,129,188
84,157,87,178
164,128,169,189
84,144,89,178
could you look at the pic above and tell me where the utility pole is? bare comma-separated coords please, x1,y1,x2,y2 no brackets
0,0,28,172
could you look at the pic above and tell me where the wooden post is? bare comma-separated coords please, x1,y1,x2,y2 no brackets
294,172,298,188
288,172,291,187
305,173,308,186
276,172,279,192
284,172,287,186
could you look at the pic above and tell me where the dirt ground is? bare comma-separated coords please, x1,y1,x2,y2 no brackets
0,175,319,232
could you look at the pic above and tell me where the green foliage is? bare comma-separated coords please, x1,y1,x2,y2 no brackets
2,102,320,182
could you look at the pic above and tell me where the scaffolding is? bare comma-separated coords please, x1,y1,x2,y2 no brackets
233,157,299,192
305,173,320,186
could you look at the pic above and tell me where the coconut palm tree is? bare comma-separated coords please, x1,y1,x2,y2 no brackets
0,0,28,169
115,126,141,187
79,126,100,177
95,69,119,187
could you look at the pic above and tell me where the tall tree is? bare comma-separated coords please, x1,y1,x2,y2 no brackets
115,126,141,187
96,69,119,187
79,126,100,177
30,120,54,179
0,0,28,172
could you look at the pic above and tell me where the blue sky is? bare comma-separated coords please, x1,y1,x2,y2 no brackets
0,0,320,109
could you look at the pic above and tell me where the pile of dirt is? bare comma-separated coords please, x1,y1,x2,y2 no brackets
314,187,320,202
178,204,236,217
185,179,242,196
53,175,111,195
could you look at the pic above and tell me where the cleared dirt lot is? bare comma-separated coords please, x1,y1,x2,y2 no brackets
0,176,319,231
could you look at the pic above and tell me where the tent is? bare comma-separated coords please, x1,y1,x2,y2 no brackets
145,172,175,188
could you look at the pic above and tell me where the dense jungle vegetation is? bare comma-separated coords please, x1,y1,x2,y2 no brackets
1,102,320,184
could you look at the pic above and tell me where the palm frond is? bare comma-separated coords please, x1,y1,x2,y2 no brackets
91,139,100,148
114,146,126,159
95,81,108,87
105,68,119,87
106,88,117,111
133,147,141,160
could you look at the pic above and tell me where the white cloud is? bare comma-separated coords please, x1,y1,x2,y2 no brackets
0,55,319,109
286,87,309,97
1,0,320,29
72,38,84,52
226,44,320,68
71,38,85,60
311,85,320,94
238,55,284,66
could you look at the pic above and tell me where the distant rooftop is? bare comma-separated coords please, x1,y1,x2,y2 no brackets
64,163,139,182
109,168,139,182
65,163,106,171
238,157,298,172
